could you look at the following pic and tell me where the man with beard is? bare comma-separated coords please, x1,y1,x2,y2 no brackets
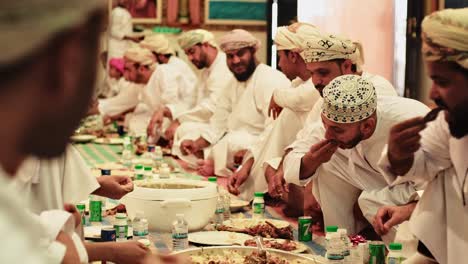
282,74,429,235
98,46,152,122
146,29,232,151
179,29,290,176
377,8,468,264
226,23,321,203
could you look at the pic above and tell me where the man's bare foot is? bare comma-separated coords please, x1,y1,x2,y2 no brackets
196,159,214,176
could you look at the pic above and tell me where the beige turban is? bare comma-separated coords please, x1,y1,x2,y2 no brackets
124,46,155,66
219,29,261,52
0,0,105,65
178,29,217,50
422,8,468,69
301,31,365,71
140,34,175,55
322,75,377,124
274,22,320,57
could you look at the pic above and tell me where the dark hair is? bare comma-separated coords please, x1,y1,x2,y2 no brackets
334,59,357,73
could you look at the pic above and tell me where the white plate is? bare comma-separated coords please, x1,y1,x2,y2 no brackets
223,218,291,229
94,138,125,145
84,225,133,239
71,134,96,143
188,231,252,246
230,199,249,212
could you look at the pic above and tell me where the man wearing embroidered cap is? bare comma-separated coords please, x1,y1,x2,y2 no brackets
179,29,290,176
282,74,429,237
226,23,321,208
378,8,468,264
146,29,232,158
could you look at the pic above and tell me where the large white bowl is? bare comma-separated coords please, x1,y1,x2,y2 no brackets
122,178,217,232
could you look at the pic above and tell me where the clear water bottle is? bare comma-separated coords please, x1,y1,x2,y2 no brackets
221,189,231,221
252,192,265,219
338,228,351,264
142,145,155,160
326,232,345,263
132,211,144,239
208,177,224,225
114,213,128,242
121,136,133,168
172,214,188,251
153,146,163,169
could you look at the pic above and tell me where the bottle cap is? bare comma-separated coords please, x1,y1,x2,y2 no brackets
254,192,264,197
135,164,143,170
389,243,402,250
326,226,338,232
144,166,152,171
208,177,217,183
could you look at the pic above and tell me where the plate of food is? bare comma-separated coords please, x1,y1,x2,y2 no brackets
243,238,308,253
172,246,323,264
230,199,250,212
94,137,125,145
188,231,252,246
217,219,293,239
70,134,97,143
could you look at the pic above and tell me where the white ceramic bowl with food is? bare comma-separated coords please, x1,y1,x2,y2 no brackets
121,178,217,232
172,246,324,263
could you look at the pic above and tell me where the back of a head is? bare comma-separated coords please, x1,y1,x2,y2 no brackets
0,0,106,160
274,22,319,55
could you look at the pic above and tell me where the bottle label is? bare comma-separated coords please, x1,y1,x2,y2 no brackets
89,200,102,222
253,202,264,214
216,208,225,214
387,257,404,264
327,253,344,260
135,174,144,180
114,224,128,239
172,233,188,239
134,230,149,236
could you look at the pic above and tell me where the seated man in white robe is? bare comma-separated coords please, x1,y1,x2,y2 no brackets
267,29,399,219
282,75,429,235
378,8,468,264
226,23,321,202
146,29,232,151
98,47,151,122
12,146,151,264
179,29,291,176
129,34,197,136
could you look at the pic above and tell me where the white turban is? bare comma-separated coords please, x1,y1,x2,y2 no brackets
140,34,175,55
0,0,105,65
219,29,261,52
274,22,320,58
322,75,377,124
124,46,155,67
301,31,365,71
178,29,217,50
422,8,468,69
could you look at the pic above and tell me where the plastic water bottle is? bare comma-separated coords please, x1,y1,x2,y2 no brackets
121,136,133,168
172,214,188,251
326,232,344,263
252,192,265,219
132,211,147,239
221,189,231,221
208,177,224,225
153,146,164,169
338,228,351,264
387,243,405,264
114,213,128,242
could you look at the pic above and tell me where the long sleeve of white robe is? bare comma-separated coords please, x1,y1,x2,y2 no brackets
201,64,291,145
175,52,232,124
378,112,468,264
272,78,318,112
107,7,133,59
163,57,198,118
98,79,142,117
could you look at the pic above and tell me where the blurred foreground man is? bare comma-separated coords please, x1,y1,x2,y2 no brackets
378,8,468,264
0,1,184,263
